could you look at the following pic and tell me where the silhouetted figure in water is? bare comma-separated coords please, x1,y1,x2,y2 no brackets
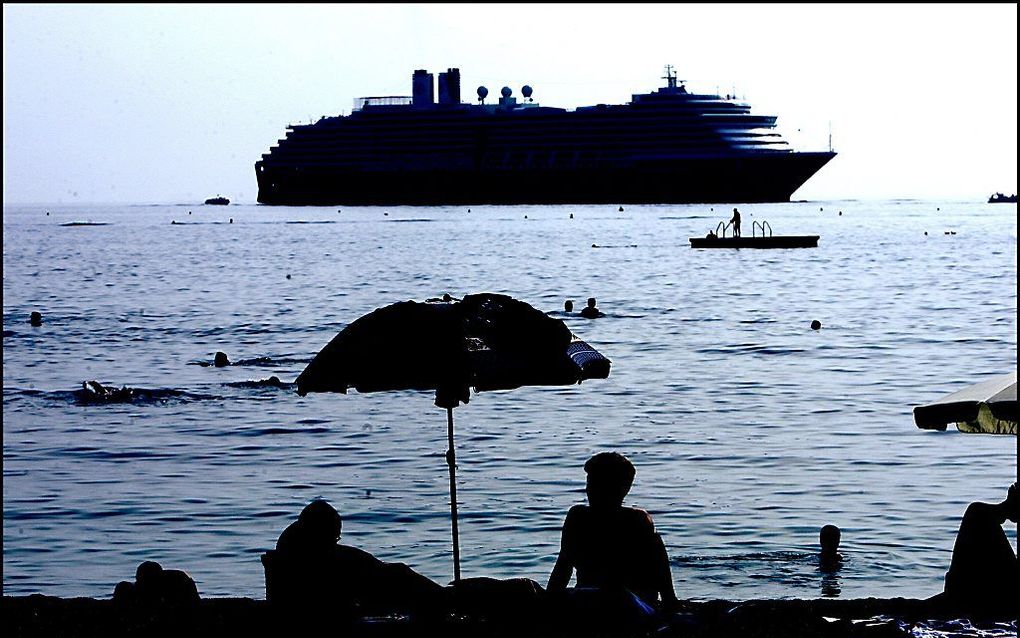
265,499,445,616
214,351,230,367
935,483,1018,614
819,524,842,570
730,208,742,237
113,561,200,606
29,311,43,327
579,297,604,319
564,300,574,313
818,525,843,597
79,380,136,403
547,452,677,612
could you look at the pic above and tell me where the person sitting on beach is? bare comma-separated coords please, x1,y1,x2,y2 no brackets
547,452,678,612
936,483,1018,613
113,560,200,606
579,298,604,319
268,499,446,615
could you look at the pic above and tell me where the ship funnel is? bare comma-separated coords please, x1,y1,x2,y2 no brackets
438,68,461,105
412,69,434,107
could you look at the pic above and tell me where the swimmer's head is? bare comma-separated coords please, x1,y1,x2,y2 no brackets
820,524,841,555
587,297,597,308
584,452,635,509
214,352,230,367
564,300,574,312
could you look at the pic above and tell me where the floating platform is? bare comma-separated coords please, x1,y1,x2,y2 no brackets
690,235,819,249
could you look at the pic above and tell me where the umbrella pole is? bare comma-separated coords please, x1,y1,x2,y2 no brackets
446,406,461,583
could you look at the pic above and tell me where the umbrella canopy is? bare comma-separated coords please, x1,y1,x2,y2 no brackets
913,371,1017,435
295,292,611,580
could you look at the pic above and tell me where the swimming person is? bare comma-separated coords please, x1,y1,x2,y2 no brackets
547,452,677,610
564,300,574,313
579,297,604,319
819,524,842,570
730,208,742,237
269,499,445,615
939,483,1018,613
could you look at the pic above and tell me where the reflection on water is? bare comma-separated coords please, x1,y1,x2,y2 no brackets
2,200,1017,599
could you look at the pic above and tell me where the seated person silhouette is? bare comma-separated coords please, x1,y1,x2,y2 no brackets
579,297,604,319
937,483,1018,614
547,452,677,620
113,560,200,606
266,499,445,616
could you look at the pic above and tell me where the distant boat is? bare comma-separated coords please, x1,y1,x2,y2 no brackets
987,192,1017,204
204,196,230,205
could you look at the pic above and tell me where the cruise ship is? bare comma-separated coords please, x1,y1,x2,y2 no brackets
255,67,835,205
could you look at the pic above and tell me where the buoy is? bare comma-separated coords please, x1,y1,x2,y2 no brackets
619,206,624,212
810,320,822,330
229,218,233,224
569,213,574,219
286,274,292,280
524,215,528,219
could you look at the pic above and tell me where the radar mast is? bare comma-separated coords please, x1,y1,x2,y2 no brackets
662,65,685,91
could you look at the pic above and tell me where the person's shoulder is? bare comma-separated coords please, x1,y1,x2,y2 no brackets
338,544,384,567
275,520,303,551
624,507,655,529
567,504,590,517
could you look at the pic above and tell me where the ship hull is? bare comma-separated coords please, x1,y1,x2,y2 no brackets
256,152,836,206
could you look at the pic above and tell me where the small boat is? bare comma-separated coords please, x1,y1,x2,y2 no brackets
690,218,818,248
987,193,1017,204
204,196,230,205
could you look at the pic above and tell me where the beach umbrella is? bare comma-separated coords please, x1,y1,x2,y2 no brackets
295,292,611,581
912,371,1017,435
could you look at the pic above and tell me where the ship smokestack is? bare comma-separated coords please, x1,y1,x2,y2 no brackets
412,69,434,107
437,68,461,105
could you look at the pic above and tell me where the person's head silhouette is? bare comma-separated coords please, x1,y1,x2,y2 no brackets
820,524,841,557
587,297,597,309
583,452,635,510
564,300,574,313
299,499,342,545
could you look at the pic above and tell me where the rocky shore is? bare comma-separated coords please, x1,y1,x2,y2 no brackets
5,594,1015,638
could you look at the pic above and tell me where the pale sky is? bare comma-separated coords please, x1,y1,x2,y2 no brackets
3,3,1017,204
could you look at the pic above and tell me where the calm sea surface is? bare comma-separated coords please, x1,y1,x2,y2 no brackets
3,200,1016,602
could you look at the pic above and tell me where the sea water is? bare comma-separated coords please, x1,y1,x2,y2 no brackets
3,200,1016,601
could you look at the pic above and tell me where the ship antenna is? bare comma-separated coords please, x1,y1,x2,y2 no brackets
662,64,677,89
